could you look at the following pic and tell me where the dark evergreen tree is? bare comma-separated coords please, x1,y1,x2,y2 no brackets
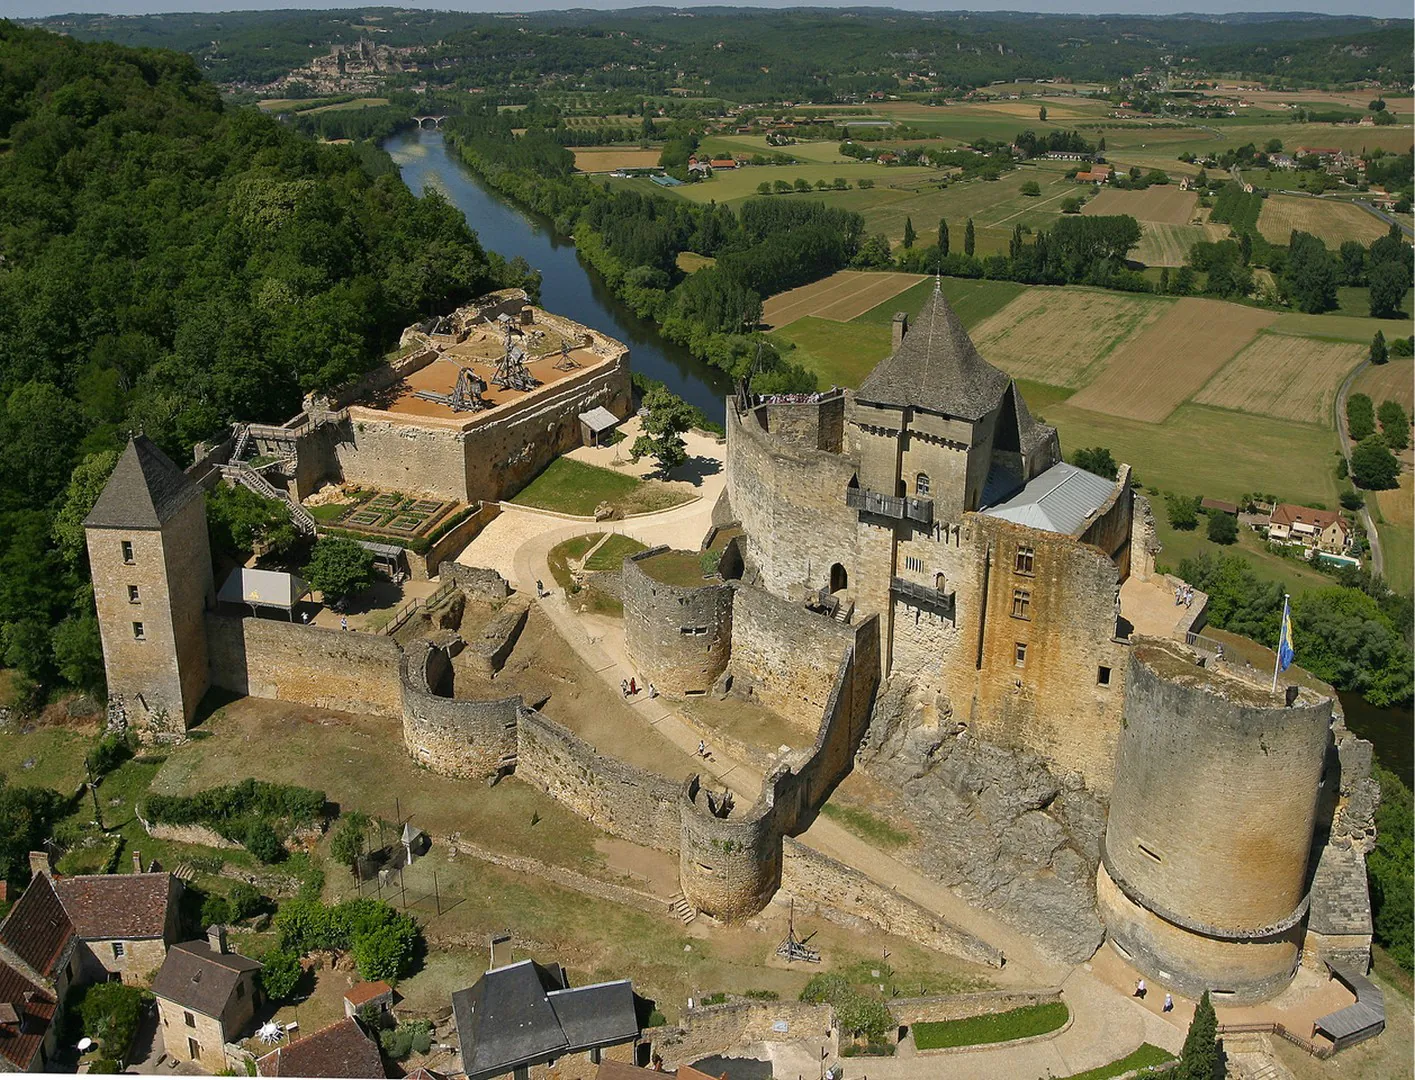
963,218,975,257
1178,991,1219,1080
1370,330,1388,365
903,217,916,249
937,217,949,258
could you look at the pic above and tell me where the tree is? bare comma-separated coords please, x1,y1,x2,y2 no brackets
903,217,916,249
0,779,66,887
630,385,696,476
74,982,146,1062
52,451,119,568
1370,330,1388,365
1097,136,1106,153
1238,231,1252,266
1070,446,1118,479
331,812,370,876
1020,180,1041,197
304,537,375,607
793,178,811,193
1347,393,1376,440
1378,399,1409,450
259,949,304,1002
1369,259,1411,319
1368,766,1412,972
1282,230,1338,314
962,217,974,257
1339,240,1367,285
353,920,419,982
53,614,105,697
1177,991,1218,1080
244,820,286,863
1369,98,1387,112
937,217,949,258
1059,197,1081,214
1206,512,1237,544
1038,106,1047,122
756,181,771,196
1351,435,1400,490
1165,493,1200,530
1159,267,1170,295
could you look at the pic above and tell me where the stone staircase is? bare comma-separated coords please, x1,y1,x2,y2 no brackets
668,892,697,925
221,462,317,535
171,863,197,883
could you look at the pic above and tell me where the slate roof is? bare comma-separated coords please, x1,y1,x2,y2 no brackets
856,285,1012,421
981,461,1118,536
152,939,261,1019
54,873,177,941
0,957,56,1071
578,406,621,433
452,960,640,1080
257,1017,386,1077
0,874,74,980
85,435,202,530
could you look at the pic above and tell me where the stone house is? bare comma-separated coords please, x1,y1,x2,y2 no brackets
344,980,395,1022
1267,503,1352,553
257,1016,385,1077
152,928,261,1071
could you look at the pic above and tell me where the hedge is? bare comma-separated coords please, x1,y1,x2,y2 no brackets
143,778,325,842
912,1001,1069,1050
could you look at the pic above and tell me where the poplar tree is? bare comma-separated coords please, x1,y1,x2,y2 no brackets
937,217,949,257
903,217,916,249
963,217,975,257
1177,991,1218,1080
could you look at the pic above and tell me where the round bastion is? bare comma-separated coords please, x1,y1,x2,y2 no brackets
679,776,782,922
622,547,734,696
1099,639,1334,1003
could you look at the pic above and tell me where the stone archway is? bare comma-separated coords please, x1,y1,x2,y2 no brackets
829,563,848,593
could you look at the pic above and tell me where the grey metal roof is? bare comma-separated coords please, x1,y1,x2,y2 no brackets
981,461,1117,535
218,568,308,610
85,436,202,530
357,539,406,559
578,406,620,433
152,940,261,1019
856,284,1012,421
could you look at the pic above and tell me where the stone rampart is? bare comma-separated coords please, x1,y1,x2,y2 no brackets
420,503,500,577
463,596,529,678
728,584,855,729
1076,465,1134,573
516,708,682,851
438,563,513,601
206,614,402,717
399,641,521,779
622,549,733,695
652,1002,836,1071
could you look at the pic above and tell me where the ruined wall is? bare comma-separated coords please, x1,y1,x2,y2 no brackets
206,614,402,717
516,708,682,851
400,642,520,779
1099,640,1333,1003
728,585,855,728
1075,465,1134,576
652,1002,836,1071
622,550,734,695
462,596,529,678
420,503,500,577
438,563,513,601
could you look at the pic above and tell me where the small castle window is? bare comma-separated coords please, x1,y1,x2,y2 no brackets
1014,546,1035,575
132,622,145,642
1137,842,1163,863
1097,665,1112,686
128,585,140,604
183,1011,195,1028
904,555,924,574
1014,642,1027,667
120,540,134,564
915,472,930,496
112,942,124,959
1011,588,1031,620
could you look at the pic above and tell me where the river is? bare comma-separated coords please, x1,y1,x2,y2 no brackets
1340,691,1413,789
382,128,732,421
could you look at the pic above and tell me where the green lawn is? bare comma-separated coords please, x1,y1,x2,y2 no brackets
769,317,893,389
0,724,94,793
510,459,689,517
854,277,1025,329
1058,1043,1177,1080
638,549,713,588
912,1001,1069,1049
584,533,649,572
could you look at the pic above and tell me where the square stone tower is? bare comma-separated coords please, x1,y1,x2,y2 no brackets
85,436,215,737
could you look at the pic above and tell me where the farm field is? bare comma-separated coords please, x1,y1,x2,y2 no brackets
1271,310,1409,343
1081,186,1198,225
1257,195,1389,246
768,317,893,388
1194,333,1365,424
855,277,1025,328
1354,357,1415,413
673,162,936,204
1068,299,1277,422
762,270,923,328
1375,472,1413,594
572,148,663,173
968,289,1170,389
1132,222,1229,267
699,134,849,163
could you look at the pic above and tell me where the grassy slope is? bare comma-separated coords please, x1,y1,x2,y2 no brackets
912,1001,1069,1049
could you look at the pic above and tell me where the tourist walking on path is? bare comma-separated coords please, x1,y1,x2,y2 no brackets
1134,979,1146,1000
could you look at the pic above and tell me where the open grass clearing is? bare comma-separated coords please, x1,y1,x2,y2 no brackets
968,288,1171,389
303,97,390,114
0,719,95,794
1272,310,1410,344
674,162,936,205
1194,331,1363,425
510,458,690,518
699,135,848,164
1258,194,1389,247
1354,357,1415,414
1132,221,1229,267
638,548,714,588
1374,471,1413,594
762,270,923,328
675,251,715,273
571,148,664,173
854,276,1025,329
1081,185,1198,225
820,800,910,851
584,533,649,572
1068,298,1275,422
912,1000,1069,1050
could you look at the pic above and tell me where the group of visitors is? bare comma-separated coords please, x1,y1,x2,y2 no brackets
1132,979,1174,1013
1174,584,1195,609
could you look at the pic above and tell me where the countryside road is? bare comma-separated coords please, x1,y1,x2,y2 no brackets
1335,358,1384,580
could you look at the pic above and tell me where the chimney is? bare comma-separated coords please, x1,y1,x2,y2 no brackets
489,933,512,971
891,311,908,349
207,925,228,955
132,851,143,874
27,851,52,879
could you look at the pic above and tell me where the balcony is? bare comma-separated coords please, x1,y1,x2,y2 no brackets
891,576,955,617
846,487,933,525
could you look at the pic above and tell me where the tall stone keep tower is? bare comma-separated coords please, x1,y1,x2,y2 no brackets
85,436,215,737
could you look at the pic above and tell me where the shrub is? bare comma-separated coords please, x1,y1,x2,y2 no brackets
86,733,133,777
1340,489,1366,510
1020,180,1041,196
74,982,147,1061
274,896,422,981
1206,513,1237,544
142,779,325,843
352,921,418,983
200,895,233,927
800,973,891,1041
259,949,303,1002
1378,399,1409,451
1347,392,1376,440
912,1001,1069,1049
228,882,264,921
380,1020,433,1060
1070,446,1119,480
244,821,286,863
1164,493,1200,530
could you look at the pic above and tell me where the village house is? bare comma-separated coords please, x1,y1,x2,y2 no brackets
1075,163,1112,183
707,157,737,170
257,1016,386,1077
1267,503,1352,554
344,980,395,1022
152,927,261,1072
0,957,58,1072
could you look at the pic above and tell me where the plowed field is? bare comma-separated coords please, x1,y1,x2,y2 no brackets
761,271,924,328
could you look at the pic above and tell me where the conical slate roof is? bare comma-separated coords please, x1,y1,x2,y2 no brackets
857,283,1013,420
85,435,201,529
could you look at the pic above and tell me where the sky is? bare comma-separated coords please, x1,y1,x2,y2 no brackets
11,0,1415,17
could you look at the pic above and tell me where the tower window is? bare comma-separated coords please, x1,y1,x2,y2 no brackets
1014,642,1027,667
1137,842,1163,863
120,540,134,564
904,555,924,573
1097,665,1112,686
1014,546,1035,575
1011,588,1031,620
128,585,140,604
915,472,930,496
132,622,145,642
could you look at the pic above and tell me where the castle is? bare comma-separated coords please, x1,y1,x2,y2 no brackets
84,285,1378,1012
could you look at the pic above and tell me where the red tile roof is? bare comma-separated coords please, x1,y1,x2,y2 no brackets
0,957,56,1071
344,981,393,1007
1270,503,1346,531
55,873,176,941
257,1017,386,1077
0,875,73,980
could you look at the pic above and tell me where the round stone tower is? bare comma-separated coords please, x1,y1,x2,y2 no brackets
1098,639,1334,1004
622,549,733,695
679,776,781,922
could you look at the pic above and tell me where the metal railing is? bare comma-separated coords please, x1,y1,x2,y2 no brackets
381,579,456,636
219,463,317,535
846,487,933,525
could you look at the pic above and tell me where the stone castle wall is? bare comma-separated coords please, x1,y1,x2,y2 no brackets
1076,465,1134,575
400,641,521,779
205,614,403,717
651,1002,837,1071
622,549,734,695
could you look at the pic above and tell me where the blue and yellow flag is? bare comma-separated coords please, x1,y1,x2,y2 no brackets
1276,595,1295,673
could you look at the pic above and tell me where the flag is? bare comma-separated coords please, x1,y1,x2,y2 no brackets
1276,595,1295,673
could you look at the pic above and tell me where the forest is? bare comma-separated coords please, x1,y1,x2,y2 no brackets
0,24,528,704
